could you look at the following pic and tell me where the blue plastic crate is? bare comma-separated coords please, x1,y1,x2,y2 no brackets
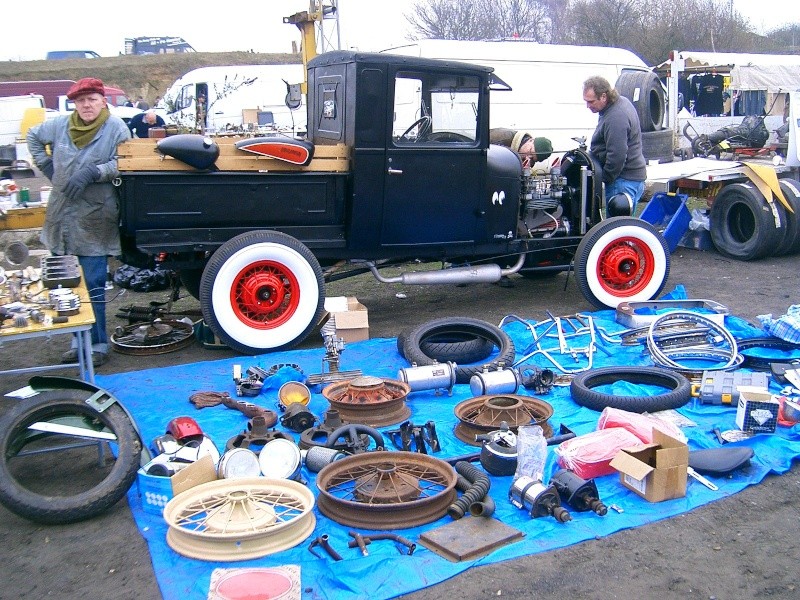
639,192,691,253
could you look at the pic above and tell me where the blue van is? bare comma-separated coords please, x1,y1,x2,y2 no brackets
46,50,101,60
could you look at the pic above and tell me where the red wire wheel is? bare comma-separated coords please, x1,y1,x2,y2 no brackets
230,260,300,329
199,231,325,354
574,217,670,309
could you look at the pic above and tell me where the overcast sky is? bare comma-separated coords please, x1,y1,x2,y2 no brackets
1,0,796,61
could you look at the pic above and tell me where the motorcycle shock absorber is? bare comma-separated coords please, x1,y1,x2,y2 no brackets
550,469,608,516
509,475,571,522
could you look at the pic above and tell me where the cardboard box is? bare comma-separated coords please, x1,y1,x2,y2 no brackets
324,296,369,342
609,429,689,502
136,455,217,515
735,386,779,434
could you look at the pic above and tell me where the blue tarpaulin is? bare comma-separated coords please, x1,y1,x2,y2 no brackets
96,304,800,600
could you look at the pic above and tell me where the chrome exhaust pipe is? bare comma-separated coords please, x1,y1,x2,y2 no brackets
366,254,525,286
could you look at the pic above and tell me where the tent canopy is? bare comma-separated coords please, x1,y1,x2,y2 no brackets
655,50,800,92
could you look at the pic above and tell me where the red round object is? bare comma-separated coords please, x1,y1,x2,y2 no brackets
595,234,656,297
211,568,296,600
230,260,301,330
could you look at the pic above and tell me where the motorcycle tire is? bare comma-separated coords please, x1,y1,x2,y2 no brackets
570,366,692,413
402,317,516,384
0,389,142,524
396,327,495,364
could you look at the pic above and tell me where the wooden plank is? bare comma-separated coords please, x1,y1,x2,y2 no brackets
117,156,350,172
118,138,349,158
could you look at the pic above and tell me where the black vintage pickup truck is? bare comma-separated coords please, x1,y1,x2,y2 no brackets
116,50,669,355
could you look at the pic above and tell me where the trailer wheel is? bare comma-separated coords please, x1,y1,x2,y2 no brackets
200,231,325,355
615,71,665,133
710,182,781,261
777,179,800,255
574,217,670,309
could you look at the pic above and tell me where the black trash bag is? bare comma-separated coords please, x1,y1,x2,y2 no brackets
129,266,175,292
113,264,140,289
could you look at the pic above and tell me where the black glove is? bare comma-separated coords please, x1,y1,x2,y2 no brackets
39,160,54,181
63,165,100,200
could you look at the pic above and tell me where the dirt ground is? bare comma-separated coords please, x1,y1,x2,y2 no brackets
1,178,800,599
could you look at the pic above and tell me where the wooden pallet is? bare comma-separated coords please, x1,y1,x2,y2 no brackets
117,137,351,173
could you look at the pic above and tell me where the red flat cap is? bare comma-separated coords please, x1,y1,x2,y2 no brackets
66,77,106,100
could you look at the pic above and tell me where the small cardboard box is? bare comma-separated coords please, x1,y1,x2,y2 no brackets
324,296,369,342
609,429,689,502
136,455,217,515
735,386,779,434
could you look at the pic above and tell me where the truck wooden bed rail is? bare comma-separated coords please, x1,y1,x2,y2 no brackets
116,137,351,172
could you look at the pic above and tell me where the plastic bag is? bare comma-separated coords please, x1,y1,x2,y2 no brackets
597,406,687,444
688,208,710,231
553,427,641,479
113,264,140,288
512,424,547,482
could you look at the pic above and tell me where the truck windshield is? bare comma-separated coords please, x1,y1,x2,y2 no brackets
393,71,479,145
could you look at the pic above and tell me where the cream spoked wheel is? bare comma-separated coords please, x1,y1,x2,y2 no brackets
163,478,316,561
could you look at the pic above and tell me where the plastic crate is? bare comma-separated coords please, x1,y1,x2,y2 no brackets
639,192,691,253
136,468,173,515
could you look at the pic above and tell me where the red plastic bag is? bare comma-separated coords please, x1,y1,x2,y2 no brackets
597,406,687,444
554,427,642,479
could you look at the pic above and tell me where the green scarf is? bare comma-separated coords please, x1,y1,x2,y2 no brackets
69,107,110,148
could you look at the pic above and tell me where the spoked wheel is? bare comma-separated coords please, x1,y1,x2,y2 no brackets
111,319,195,355
199,231,325,355
0,390,142,524
315,451,458,529
163,478,316,561
574,216,670,309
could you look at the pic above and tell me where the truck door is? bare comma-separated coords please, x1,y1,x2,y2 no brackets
382,70,484,246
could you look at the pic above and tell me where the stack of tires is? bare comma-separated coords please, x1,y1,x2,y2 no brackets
615,71,673,164
709,178,800,260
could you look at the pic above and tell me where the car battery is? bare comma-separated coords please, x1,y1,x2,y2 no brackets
694,370,770,405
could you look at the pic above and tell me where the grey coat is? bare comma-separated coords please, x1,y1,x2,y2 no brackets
27,114,131,256
589,96,647,185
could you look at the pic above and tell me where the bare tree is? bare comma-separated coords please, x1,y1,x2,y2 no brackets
406,0,552,42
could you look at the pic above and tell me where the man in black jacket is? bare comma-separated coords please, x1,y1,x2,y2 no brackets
127,110,165,138
583,76,647,216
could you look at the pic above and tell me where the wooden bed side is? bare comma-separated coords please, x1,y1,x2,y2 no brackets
117,137,351,172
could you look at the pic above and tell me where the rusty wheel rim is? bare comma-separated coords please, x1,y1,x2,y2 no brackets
453,394,554,445
315,451,457,529
321,376,411,427
163,478,316,561
111,320,195,355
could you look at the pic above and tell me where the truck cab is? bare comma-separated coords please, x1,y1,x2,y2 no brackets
306,51,518,253
117,50,670,355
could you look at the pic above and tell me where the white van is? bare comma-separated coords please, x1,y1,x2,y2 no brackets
381,40,652,153
163,64,307,135
0,94,46,147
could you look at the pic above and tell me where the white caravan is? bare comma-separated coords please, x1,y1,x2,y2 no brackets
381,40,652,154
163,64,307,135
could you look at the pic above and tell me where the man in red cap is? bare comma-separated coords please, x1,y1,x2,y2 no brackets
27,77,132,367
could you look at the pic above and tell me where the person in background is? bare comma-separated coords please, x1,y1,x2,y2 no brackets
27,77,131,367
134,95,150,110
153,95,165,109
583,75,647,216
489,127,553,169
128,109,165,138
